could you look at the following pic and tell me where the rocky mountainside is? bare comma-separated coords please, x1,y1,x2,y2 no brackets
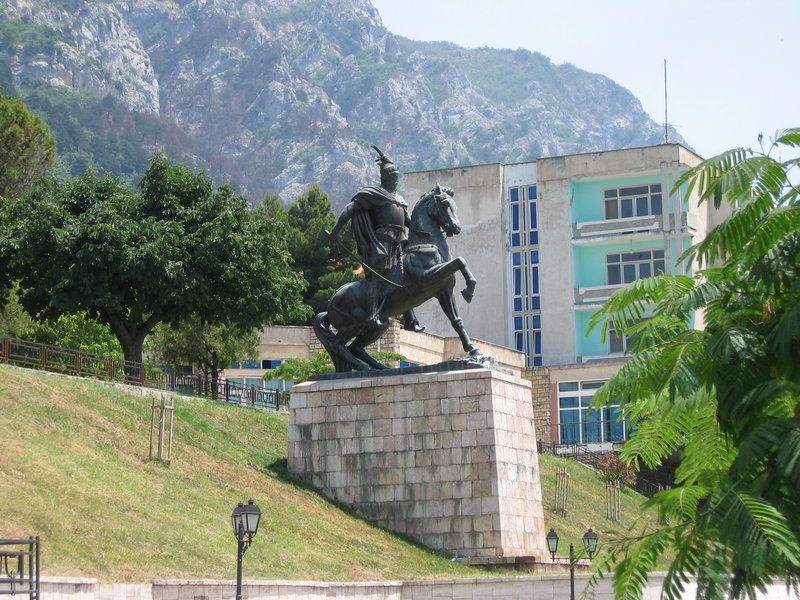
0,0,683,208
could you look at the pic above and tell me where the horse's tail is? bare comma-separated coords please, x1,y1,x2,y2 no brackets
312,312,345,373
312,312,334,350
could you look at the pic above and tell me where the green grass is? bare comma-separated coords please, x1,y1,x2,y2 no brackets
0,366,664,581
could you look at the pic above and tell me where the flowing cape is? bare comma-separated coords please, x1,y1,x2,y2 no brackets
350,186,407,269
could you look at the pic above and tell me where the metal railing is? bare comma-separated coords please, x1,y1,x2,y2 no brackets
1,337,288,412
553,419,630,446
0,538,39,599
537,438,670,498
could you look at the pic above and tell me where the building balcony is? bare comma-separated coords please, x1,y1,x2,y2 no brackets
572,212,689,243
574,283,625,305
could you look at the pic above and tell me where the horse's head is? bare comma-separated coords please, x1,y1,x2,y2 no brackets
420,184,461,237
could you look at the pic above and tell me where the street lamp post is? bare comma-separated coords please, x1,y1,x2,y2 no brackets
545,528,599,600
230,499,261,600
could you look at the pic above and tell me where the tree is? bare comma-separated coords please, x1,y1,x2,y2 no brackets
0,284,120,355
32,313,121,357
0,154,307,372
0,284,35,339
587,130,800,599
148,318,259,400
0,94,56,305
0,94,55,199
280,185,361,320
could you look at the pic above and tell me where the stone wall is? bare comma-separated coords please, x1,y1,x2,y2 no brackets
288,368,547,560
523,366,551,445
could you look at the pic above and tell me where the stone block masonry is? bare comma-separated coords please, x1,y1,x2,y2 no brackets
288,368,548,560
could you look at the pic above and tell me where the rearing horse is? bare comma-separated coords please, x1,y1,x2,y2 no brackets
313,185,480,372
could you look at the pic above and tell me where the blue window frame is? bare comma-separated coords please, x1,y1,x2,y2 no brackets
557,380,628,444
508,183,542,367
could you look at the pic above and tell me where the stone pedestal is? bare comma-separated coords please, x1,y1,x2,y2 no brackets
288,367,548,560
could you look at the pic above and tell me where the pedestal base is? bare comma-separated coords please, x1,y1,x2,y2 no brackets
288,367,547,559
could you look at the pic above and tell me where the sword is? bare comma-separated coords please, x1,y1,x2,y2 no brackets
326,230,403,289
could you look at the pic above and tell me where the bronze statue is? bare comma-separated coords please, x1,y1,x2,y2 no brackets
314,146,482,372
329,146,422,332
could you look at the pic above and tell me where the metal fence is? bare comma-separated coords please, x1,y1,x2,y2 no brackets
1,337,288,412
537,438,670,498
0,537,39,599
553,418,630,446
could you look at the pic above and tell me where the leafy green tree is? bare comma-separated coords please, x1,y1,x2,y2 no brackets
0,284,120,355
32,313,121,357
0,154,307,371
588,130,800,599
0,94,56,306
280,185,361,321
148,318,259,400
0,284,35,340
265,350,405,384
0,93,56,199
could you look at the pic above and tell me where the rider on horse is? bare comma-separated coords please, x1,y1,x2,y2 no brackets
329,145,424,332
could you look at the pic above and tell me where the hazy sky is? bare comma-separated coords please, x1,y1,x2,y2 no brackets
370,0,798,159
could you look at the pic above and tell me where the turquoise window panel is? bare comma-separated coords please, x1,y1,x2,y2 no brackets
571,175,662,223
573,239,666,288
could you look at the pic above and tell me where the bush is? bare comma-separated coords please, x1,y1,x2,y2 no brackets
596,452,637,486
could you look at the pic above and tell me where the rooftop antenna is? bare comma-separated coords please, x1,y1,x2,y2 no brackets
663,58,669,143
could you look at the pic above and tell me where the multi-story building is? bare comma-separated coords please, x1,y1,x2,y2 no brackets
404,144,730,447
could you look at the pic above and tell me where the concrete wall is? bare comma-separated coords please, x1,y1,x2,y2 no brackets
403,164,507,346
38,575,799,600
288,368,547,560
534,157,576,366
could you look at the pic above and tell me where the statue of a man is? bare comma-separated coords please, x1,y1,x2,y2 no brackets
329,146,423,332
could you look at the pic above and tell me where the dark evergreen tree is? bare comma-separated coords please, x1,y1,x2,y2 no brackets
277,185,361,321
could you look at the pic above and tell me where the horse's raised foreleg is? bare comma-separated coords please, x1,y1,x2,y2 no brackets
456,257,477,303
415,257,477,303
435,289,478,356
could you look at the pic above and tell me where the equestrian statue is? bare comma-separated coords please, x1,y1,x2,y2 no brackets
313,145,483,372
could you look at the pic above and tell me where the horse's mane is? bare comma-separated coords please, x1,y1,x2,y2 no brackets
417,185,454,206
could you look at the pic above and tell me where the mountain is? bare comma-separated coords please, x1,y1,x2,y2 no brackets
0,0,683,208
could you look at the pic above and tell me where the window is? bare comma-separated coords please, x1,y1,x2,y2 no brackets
608,319,646,354
261,359,283,369
608,322,632,354
604,184,662,220
557,380,627,444
508,184,542,367
607,250,665,285
229,360,262,369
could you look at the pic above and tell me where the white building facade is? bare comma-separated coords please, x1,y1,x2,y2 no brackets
404,144,729,446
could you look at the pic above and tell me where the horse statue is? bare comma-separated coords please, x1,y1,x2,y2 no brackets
313,184,482,372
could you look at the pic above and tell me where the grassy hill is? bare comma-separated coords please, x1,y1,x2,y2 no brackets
0,365,663,581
